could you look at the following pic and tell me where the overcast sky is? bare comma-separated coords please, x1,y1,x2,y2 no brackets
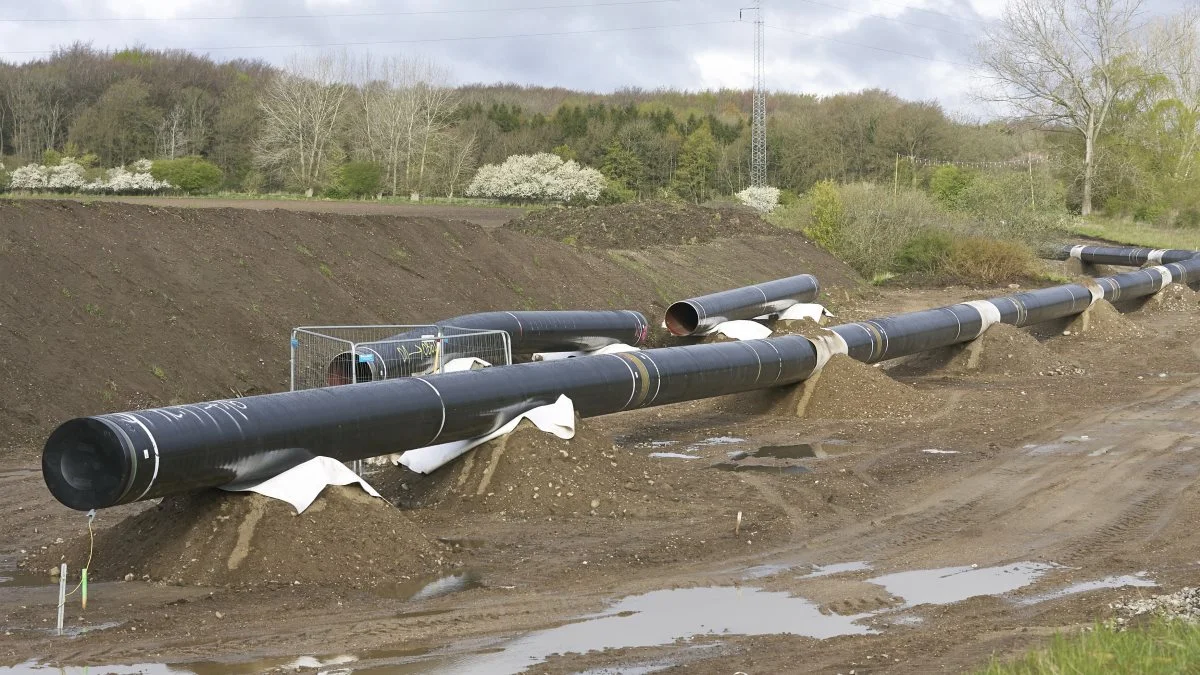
0,0,1186,117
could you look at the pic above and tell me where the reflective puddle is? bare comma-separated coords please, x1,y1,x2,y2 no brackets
752,442,852,460
374,570,483,602
0,570,54,588
800,561,873,579
869,562,1058,607
710,463,810,474
1018,573,1157,605
433,585,874,674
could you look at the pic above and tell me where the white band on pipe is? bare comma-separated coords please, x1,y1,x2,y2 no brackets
1069,245,1087,259
1082,278,1105,308
963,300,1002,337
805,330,849,373
1149,265,1174,290
1148,249,1168,265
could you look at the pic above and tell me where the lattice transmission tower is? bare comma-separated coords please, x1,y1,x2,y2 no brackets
742,1,767,188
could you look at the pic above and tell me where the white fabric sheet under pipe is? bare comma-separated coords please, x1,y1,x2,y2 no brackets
532,343,642,361
397,394,578,474
225,456,382,514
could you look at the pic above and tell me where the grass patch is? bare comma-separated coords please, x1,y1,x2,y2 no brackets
296,244,314,257
389,247,409,262
980,619,1200,675
84,303,102,316
318,263,333,278
150,365,167,381
1068,217,1200,250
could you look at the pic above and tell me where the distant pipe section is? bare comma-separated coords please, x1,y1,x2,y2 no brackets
44,258,1200,511
1053,244,1200,266
665,274,820,336
328,310,650,385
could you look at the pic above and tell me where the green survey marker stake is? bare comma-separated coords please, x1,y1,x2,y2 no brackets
82,568,88,609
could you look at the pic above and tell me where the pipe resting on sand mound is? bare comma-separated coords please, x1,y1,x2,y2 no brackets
328,310,651,385
1052,244,1200,267
43,257,1200,511
664,274,820,336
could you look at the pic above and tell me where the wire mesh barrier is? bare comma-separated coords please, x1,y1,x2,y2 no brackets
290,325,512,392
290,325,512,476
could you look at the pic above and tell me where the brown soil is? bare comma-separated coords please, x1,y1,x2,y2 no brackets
890,322,1074,378
0,199,860,448
1141,283,1200,314
510,202,779,249
7,200,1200,675
40,487,444,588
1069,299,1147,342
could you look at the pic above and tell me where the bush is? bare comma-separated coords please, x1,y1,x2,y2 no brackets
150,157,223,194
805,179,844,249
736,186,781,213
896,230,953,274
466,153,605,203
944,237,1037,285
599,178,636,204
929,165,974,208
325,162,381,199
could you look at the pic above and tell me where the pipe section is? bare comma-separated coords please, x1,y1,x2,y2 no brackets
329,310,650,384
45,258,1200,511
665,274,820,336
1055,244,1199,266
45,337,818,510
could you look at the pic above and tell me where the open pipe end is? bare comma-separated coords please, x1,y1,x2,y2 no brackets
43,417,134,511
664,301,701,337
327,352,379,386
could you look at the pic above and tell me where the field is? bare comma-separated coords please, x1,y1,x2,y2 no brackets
1,199,1199,674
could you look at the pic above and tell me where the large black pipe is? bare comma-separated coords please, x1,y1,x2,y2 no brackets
44,259,1200,511
328,310,650,385
664,274,820,336
45,337,819,510
1053,244,1199,266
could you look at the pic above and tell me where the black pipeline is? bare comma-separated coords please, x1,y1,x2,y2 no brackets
328,310,650,384
45,337,819,510
1054,244,1199,266
43,259,1200,511
665,274,820,336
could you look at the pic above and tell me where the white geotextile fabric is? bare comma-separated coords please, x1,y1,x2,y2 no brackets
532,343,641,361
770,303,834,322
397,394,577,474
225,456,382,514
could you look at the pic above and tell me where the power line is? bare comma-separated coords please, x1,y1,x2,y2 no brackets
0,0,682,23
0,19,740,56
794,0,974,37
766,24,972,67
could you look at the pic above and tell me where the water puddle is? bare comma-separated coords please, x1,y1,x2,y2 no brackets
0,570,54,588
799,561,872,579
1019,573,1157,606
692,436,746,446
710,463,810,475
869,562,1058,607
921,449,959,455
1,654,359,675
374,570,482,602
649,452,699,460
753,444,821,459
434,586,873,674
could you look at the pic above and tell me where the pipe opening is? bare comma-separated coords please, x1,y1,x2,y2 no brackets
327,352,378,386
43,418,131,511
665,301,700,336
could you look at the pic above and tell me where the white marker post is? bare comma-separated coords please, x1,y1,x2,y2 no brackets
56,563,67,636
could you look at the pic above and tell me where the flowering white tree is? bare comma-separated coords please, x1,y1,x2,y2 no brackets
6,157,171,194
466,153,604,202
736,186,781,213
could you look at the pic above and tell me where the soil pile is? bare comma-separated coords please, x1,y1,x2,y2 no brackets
890,323,1072,378
796,355,942,420
510,202,778,249
389,420,670,521
1141,283,1200,314
0,199,860,448
64,487,445,588
1071,299,1147,342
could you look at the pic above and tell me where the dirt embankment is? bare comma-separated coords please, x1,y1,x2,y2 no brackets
0,199,860,448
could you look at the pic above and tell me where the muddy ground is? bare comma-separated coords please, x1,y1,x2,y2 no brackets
2,201,1199,674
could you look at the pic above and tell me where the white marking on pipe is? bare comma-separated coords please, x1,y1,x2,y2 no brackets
964,300,1001,337
640,352,664,404
127,414,161,502
1148,249,1168,265
608,353,639,409
761,340,785,383
1148,265,1174,290
411,377,447,446
806,331,849,373
1069,245,1087,259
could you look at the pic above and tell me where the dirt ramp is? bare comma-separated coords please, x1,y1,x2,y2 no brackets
77,487,444,588
784,355,942,420
890,323,1072,378
406,420,670,521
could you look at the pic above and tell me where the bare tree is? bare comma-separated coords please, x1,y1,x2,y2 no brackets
157,103,187,158
443,130,477,198
255,53,351,191
978,0,1149,214
412,78,459,199
1146,9,1200,180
